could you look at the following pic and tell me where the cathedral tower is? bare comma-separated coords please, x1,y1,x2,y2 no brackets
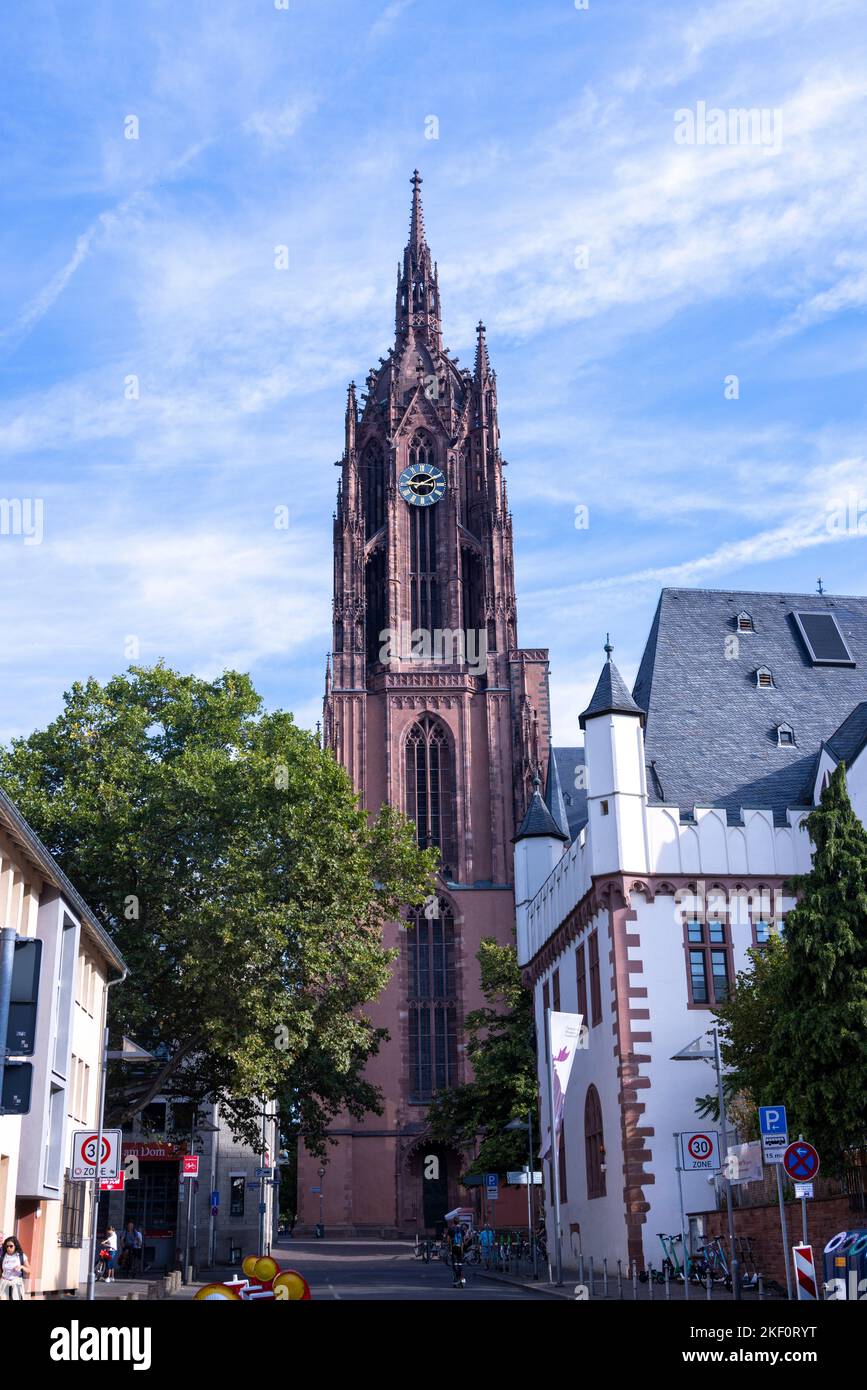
299,173,555,1234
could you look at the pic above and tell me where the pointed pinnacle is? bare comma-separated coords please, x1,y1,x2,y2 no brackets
409,169,425,250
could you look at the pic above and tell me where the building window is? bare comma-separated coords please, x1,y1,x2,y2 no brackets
230,1175,245,1217
542,980,550,1063
365,546,388,666
600,799,609,816
756,667,774,689
737,612,754,633
777,724,795,747
58,1171,86,1247
588,930,602,1027
576,942,588,1023
405,716,456,876
686,920,731,1005
585,1085,606,1199
407,431,440,632
552,967,560,1014
362,440,385,539
407,898,458,1102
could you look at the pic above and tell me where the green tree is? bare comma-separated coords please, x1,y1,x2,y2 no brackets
427,938,538,1174
0,665,435,1151
708,764,867,1169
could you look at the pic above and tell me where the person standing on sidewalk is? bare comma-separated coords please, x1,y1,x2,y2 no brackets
0,1237,30,1300
120,1220,143,1278
479,1222,495,1270
447,1219,466,1288
103,1226,119,1283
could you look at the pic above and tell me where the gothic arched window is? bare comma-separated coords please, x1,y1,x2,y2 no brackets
585,1084,606,1199
362,440,385,539
406,897,458,1101
409,429,434,470
405,715,455,876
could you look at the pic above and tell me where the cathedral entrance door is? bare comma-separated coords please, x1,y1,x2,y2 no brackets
422,1149,449,1234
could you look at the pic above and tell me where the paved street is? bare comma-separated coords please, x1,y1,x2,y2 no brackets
271,1238,556,1301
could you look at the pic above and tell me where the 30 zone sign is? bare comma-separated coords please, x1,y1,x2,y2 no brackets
681,1131,720,1171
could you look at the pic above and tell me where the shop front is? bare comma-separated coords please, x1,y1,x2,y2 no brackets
100,1141,187,1272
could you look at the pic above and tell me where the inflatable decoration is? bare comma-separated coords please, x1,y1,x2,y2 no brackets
193,1255,311,1300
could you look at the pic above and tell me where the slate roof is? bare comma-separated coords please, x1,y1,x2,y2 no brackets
632,588,867,825
544,744,571,839
579,656,645,729
550,746,587,839
514,782,570,841
826,701,867,769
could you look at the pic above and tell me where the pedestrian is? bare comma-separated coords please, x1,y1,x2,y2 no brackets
0,1237,30,1300
447,1218,466,1288
119,1220,143,1278
103,1226,118,1283
479,1221,495,1269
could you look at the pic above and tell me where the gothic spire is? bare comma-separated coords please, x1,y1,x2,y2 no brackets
474,320,492,383
395,170,441,351
409,168,426,254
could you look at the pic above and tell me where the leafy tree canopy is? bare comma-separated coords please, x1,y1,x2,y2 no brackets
701,764,867,1171
0,665,436,1152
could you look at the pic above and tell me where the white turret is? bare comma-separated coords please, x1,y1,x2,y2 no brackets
514,769,569,964
579,638,650,876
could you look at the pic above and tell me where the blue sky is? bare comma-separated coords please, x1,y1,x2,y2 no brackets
1,0,866,745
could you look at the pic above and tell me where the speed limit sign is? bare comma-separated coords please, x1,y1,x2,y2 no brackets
680,1131,720,1171
71,1129,122,1181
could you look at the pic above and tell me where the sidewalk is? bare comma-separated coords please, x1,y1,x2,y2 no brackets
475,1265,785,1302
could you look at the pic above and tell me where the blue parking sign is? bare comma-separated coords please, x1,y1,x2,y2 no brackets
759,1105,788,1165
759,1105,788,1135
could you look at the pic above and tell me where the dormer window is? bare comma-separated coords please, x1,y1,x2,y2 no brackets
737,612,754,633
756,667,774,689
777,723,795,747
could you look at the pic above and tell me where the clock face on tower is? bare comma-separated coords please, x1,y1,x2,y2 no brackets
398,462,446,507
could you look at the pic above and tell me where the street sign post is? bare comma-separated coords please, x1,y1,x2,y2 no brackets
71,1128,122,1181
784,1140,820,1248
758,1105,788,1164
100,1172,125,1193
795,1183,814,1200
783,1140,820,1183
182,1155,200,1177
680,1131,720,1170
760,1104,793,1301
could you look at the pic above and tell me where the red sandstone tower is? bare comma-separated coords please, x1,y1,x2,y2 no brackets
298,173,554,1234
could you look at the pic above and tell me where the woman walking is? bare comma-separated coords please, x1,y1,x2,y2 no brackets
0,1237,30,1300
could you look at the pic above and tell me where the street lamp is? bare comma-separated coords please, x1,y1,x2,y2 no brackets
504,1113,539,1280
672,1026,740,1300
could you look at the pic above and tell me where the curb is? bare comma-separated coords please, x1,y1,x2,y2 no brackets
474,1268,574,1299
